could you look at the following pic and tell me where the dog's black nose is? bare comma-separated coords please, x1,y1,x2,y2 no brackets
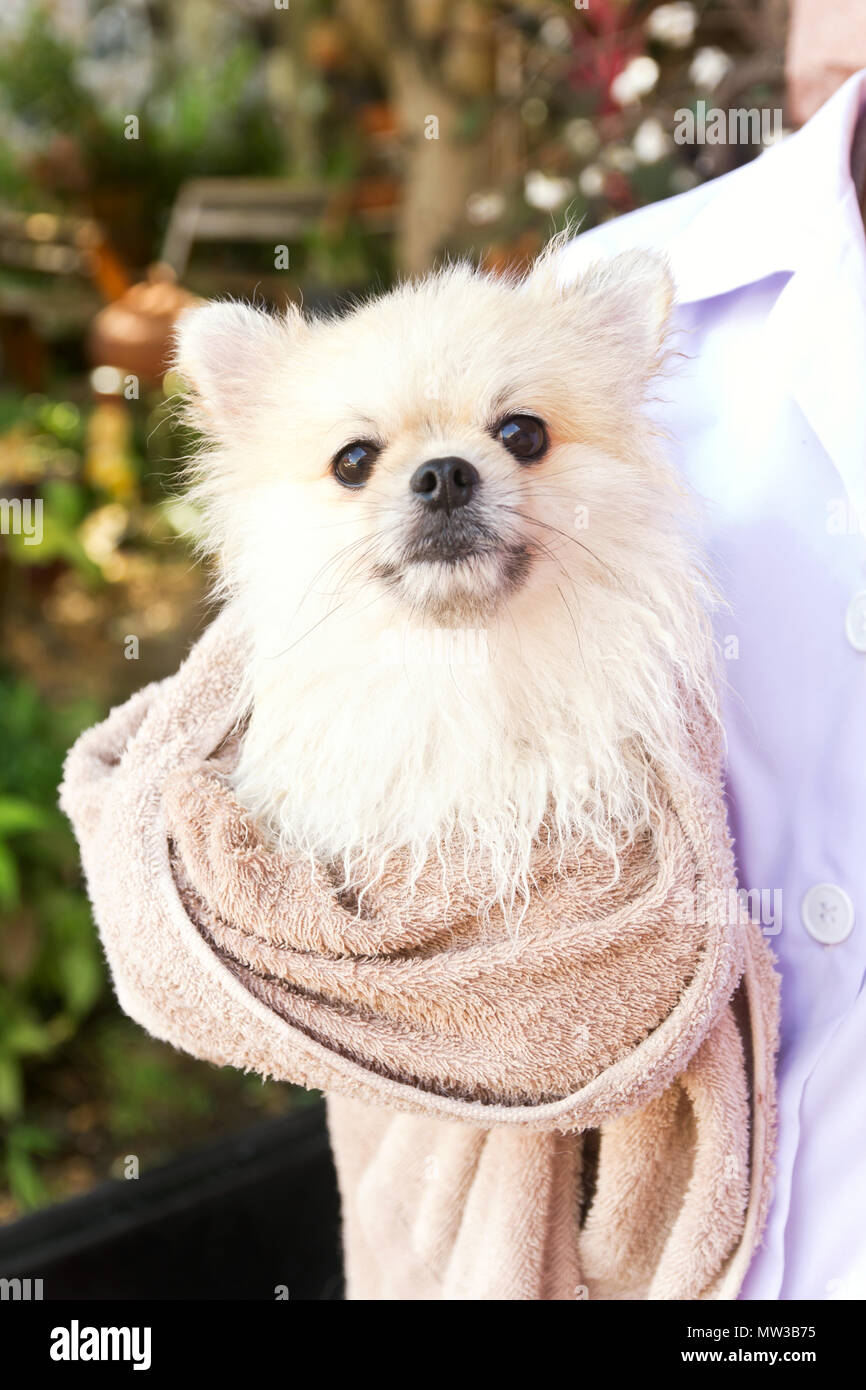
410,457,479,512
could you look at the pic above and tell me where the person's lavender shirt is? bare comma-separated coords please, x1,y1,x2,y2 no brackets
560,70,866,1300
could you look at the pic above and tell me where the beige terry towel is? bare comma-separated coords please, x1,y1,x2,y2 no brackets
61,605,778,1301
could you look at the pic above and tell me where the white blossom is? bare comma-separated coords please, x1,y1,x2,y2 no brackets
689,46,734,92
563,118,599,159
466,190,506,226
633,117,670,164
604,143,637,173
670,166,700,194
646,3,697,49
610,56,660,107
578,164,605,198
524,171,574,211
540,17,572,51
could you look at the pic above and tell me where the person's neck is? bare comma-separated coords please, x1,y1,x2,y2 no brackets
850,105,866,229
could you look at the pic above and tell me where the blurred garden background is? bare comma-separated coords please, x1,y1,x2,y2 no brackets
0,0,789,1221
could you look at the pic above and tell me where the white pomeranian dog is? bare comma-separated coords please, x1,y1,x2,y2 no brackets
175,245,716,916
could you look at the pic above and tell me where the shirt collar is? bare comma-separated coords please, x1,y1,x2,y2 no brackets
668,68,866,303
557,74,866,523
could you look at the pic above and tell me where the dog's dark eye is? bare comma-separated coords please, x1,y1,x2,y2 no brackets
496,414,548,462
333,441,379,488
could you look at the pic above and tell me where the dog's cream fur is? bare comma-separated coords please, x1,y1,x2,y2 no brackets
176,247,717,914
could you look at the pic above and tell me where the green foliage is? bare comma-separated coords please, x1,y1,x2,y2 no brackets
0,393,84,448
0,673,104,1202
5,481,100,579
0,10,93,136
0,391,137,1201
0,376,192,1208
3,1123,58,1209
99,1022,215,1140
0,390,99,578
0,9,284,255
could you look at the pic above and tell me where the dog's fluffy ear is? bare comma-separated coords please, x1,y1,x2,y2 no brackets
528,247,674,381
174,300,304,440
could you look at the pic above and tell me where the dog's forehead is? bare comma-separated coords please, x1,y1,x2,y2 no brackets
302,272,548,428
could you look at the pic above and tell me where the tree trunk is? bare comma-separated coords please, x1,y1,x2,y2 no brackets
340,0,515,274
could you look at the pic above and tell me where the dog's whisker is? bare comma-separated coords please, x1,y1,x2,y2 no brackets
274,560,384,657
267,532,387,660
514,530,585,654
503,507,623,586
286,530,385,628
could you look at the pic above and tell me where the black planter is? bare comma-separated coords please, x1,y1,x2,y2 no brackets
0,1103,342,1301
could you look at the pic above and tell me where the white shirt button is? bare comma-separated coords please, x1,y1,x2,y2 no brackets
845,590,866,651
801,883,855,944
